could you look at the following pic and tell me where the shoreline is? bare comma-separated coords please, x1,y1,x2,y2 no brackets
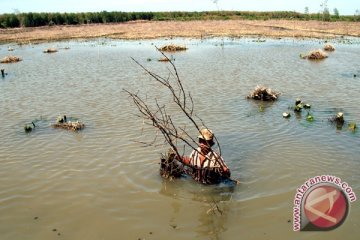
1,20,360,44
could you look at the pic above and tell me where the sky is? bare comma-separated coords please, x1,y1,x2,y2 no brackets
1,0,359,15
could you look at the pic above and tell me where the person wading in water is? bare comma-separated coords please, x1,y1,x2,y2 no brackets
178,127,231,184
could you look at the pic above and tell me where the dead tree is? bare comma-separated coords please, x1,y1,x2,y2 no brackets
124,47,223,178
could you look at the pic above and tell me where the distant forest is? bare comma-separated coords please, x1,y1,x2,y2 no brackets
1,11,359,28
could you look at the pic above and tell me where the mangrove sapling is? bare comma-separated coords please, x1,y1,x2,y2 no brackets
306,112,314,122
24,122,36,133
124,47,227,181
348,122,357,132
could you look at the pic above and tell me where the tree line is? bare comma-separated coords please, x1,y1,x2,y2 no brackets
1,11,359,29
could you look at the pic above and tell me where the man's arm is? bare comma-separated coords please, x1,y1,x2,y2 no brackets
178,156,191,166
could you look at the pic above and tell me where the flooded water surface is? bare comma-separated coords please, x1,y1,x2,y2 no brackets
1,38,360,239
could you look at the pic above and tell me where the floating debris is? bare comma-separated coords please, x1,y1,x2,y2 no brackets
56,115,67,123
159,44,187,52
8,47,14,51
52,115,85,131
283,112,291,118
301,49,328,60
294,104,303,112
252,39,266,43
247,85,280,101
292,98,311,112
43,48,58,53
160,149,183,179
52,121,85,131
24,122,36,133
1,56,22,63
323,44,335,51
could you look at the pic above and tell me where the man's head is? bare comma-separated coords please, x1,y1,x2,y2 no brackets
198,127,215,149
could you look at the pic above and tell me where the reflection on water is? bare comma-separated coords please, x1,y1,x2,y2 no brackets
160,178,234,240
0,37,360,240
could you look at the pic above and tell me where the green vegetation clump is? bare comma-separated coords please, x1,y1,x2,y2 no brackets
0,10,359,29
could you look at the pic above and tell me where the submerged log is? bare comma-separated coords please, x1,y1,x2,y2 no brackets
247,85,280,101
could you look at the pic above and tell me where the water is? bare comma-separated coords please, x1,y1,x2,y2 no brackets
1,38,360,239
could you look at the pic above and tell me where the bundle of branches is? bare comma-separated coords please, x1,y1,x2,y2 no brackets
43,48,58,53
323,44,335,52
124,47,224,180
160,149,184,179
52,121,85,131
1,56,22,63
159,44,187,52
247,85,280,101
301,49,328,60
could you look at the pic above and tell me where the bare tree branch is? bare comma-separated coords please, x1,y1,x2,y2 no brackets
124,48,224,169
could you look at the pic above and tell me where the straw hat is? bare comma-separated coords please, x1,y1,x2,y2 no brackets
198,127,214,141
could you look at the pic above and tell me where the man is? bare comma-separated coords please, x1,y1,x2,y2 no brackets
178,127,231,184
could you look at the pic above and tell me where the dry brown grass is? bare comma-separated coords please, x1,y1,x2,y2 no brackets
1,55,22,63
52,121,85,131
303,49,328,60
0,20,359,44
247,85,280,101
324,43,335,51
43,48,58,53
159,44,187,52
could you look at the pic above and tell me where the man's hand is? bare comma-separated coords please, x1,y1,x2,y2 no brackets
222,166,231,177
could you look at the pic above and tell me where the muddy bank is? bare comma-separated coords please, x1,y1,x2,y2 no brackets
1,20,360,44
